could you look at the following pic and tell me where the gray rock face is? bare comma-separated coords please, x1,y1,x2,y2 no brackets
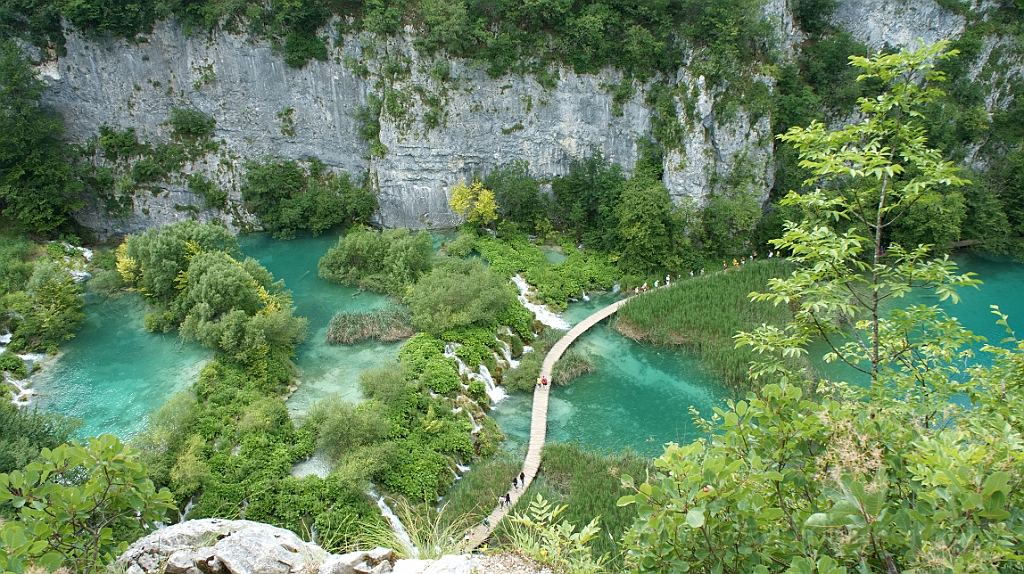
119,520,394,574
832,0,964,49
39,19,775,236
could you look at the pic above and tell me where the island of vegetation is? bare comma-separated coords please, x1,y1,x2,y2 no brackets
1,0,1024,571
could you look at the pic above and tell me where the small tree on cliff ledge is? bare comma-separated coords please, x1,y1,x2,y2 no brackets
448,180,498,228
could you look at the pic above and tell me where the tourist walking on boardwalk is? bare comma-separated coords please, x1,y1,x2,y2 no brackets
520,471,525,484
513,477,518,490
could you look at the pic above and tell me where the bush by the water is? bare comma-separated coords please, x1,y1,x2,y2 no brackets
552,348,595,385
406,259,517,336
615,260,794,390
242,158,377,239
327,306,414,344
318,227,434,295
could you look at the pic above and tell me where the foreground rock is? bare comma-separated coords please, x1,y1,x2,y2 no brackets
119,519,551,574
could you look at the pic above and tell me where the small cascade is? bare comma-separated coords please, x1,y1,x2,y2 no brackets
612,283,621,294
6,377,36,407
179,496,197,523
370,489,418,558
469,365,506,403
291,453,330,478
511,275,570,330
581,289,590,302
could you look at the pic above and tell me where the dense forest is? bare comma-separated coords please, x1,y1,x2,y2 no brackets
1,0,1024,572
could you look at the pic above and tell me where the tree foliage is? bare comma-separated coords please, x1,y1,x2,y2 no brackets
241,158,377,239
448,180,497,228
743,42,976,405
318,227,434,295
0,434,174,574
405,258,514,336
0,39,81,234
621,42,1024,574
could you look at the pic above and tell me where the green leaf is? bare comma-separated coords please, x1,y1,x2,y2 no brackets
617,495,635,507
981,472,1010,499
685,508,705,528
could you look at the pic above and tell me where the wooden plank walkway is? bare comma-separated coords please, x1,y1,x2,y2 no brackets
462,295,633,550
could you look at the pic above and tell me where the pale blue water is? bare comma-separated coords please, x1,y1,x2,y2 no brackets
236,233,400,414
495,252,1024,456
32,231,401,439
28,239,1024,452
812,252,1024,384
490,291,728,458
31,293,209,440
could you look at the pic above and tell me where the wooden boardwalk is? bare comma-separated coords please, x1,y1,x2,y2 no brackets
463,296,633,550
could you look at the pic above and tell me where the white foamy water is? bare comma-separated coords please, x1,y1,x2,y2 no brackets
511,275,570,330
370,489,418,558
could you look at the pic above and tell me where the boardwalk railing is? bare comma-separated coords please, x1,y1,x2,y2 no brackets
463,296,633,550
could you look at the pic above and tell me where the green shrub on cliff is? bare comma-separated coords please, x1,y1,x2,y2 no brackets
242,158,377,239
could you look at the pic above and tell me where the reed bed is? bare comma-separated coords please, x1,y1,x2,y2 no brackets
493,443,652,569
616,260,795,391
326,306,415,344
437,453,523,530
552,349,595,385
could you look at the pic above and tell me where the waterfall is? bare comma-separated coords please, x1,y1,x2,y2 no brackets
370,489,418,558
445,344,508,404
469,365,505,403
179,495,197,523
581,289,590,302
511,275,570,330
6,376,36,407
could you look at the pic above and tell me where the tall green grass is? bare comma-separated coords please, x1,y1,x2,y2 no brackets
552,348,595,385
492,443,652,570
326,306,415,344
616,260,795,392
437,452,523,529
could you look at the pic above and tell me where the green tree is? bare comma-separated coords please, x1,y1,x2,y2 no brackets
448,180,498,227
2,262,85,353
619,42,1024,574
318,227,434,295
0,434,175,574
614,175,679,275
741,42,977,408
484,161,545,230
552,153,625,251
405,259,513,336
0,401,79,477
118,220,238,304
0,40,82,234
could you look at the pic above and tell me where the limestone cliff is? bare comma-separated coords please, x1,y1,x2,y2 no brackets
39,18,776,237
35,0,1015,238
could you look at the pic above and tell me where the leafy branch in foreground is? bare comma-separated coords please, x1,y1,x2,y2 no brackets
737,41,980,417
0,434,174,574
507,494,608,574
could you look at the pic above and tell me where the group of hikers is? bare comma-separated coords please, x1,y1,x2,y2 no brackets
627,250,781,296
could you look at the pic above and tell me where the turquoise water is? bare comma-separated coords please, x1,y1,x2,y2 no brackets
812,252,1024,384
28,237,1024,453
32,231,401,439
495,252,1024,456
31,294,210,440
236,233,400,414
491,291,728,458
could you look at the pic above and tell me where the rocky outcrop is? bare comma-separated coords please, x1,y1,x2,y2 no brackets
832,0,965,49
40,19,775,237
119,520,549,574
